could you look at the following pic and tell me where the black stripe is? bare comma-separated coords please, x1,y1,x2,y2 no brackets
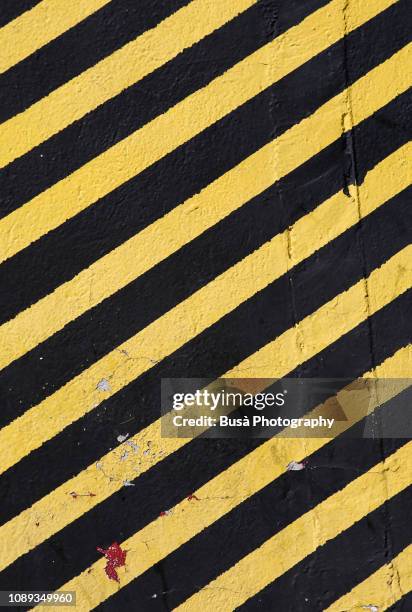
0,312,409,593
0,87,407,424
0,0,192,123
96,392,412,611
0,189,410,527
0,93,410,427
239,482,412,611
0,0,334,215
0,0,42,29
0,2,409,318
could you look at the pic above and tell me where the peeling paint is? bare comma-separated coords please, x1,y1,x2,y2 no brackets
116,433,129,443
287,460,306,471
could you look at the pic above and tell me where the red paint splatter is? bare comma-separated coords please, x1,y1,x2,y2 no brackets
69,491,96,499
97,542,127,583
187,494,200,501
159,509,173,517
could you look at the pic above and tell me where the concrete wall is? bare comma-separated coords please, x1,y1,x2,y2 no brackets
0,0,411,609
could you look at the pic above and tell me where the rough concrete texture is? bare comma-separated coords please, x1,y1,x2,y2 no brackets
0,0,410,610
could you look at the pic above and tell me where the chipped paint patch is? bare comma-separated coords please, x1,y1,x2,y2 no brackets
287,460,306,471
116,433,129,443
96,378,111,392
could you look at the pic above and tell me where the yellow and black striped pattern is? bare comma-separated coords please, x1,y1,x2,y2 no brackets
0,0,411,609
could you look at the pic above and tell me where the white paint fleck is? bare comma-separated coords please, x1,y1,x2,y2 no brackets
124,440,139,453
362,606,378,612
287,460,306,471
123,480,135,487
117,433,129,443
97,378,111,392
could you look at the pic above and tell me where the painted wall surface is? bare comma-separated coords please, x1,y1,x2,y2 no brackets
0,0,411,610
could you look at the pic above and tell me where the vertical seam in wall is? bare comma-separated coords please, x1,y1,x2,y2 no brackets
341,0,378,377
342,1,396,591
268,2,305,369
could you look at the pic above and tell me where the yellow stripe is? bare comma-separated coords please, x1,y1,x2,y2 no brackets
0,49,410,372
1,66,409,377
0,145,409,475
176,441,412,612
0,0,111,74
0,248,410,573
0,0,257,167
0,0,401,260
326,544,412,611
1,139,410,371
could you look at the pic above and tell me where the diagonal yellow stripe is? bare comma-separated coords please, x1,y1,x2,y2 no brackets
0,0,401,260
0,136,412,473
0,143,409,476
0,146,409,478
4,135,412,372
0,0,111,74
0,248,410,574
176,441,412,611
0,0,257,167
326,543,412,611
1,57,410,386
0,47,410,373
42,347,411,611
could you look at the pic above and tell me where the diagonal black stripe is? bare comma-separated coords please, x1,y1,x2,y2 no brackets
238,480,412,611
0,293,410,593
0,0,42,29
96,391,412,611
0,0,334,216
0,93,409,430
0,1,409,318
0,0,192,123
0,188,410,527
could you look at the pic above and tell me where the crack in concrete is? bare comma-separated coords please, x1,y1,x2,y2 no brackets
341,0,378,380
